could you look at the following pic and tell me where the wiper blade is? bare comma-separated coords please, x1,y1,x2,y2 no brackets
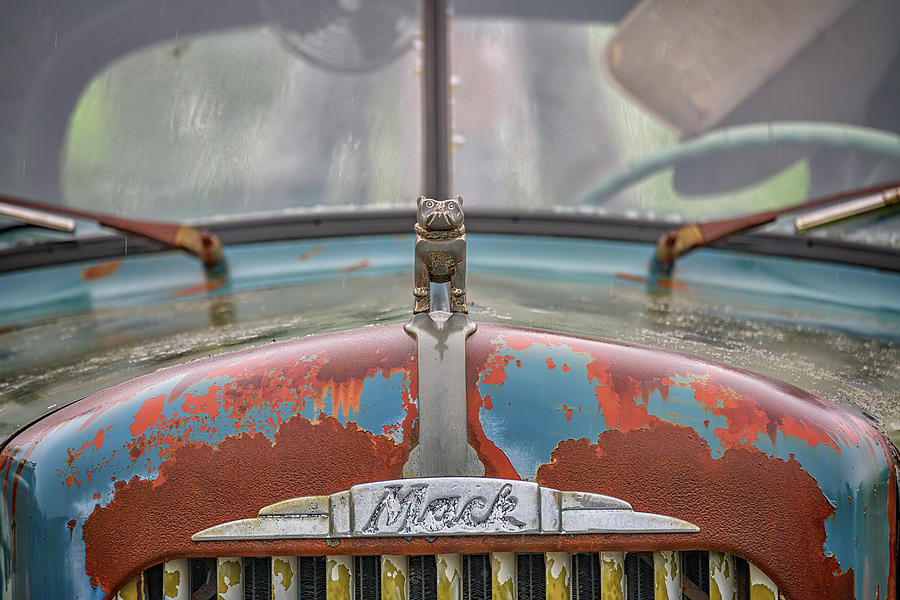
0,194,226,273
0,201,76,233
652,180,900,276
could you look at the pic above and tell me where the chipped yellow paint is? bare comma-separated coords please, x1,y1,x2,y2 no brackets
272,556,298,600
163,570,180,599
600,552,625,600
545,553,571,600
217,558,242,600
163,559,189,600
381,555,408,600
709,552,735,600
436,554,461,600
491,552,516,600
116,576,139,600
749,564,778,600
327,556,353,600
653,551,680,600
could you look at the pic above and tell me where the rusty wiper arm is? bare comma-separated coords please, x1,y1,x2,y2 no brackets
0,193,226,272
651,180,900,276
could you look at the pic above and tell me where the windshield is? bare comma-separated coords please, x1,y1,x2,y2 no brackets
1,0,899,248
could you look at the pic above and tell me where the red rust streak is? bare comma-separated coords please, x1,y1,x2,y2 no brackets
80,261,123,281
338,259,371,273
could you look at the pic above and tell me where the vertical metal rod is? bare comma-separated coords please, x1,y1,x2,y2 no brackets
600,552,626,600
491,553,516,600
382,555,410,600
162,559,190,600
271,556,299,600
216,557,243,600
326,556,354,600
436,554,462,600
545,552,572,600
421,0,451,200
653,551,681,600
709,552,736,600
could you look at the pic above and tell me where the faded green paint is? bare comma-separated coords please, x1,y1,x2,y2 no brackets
327,558,353,600
217,559,241,600
272,558,295,595
654,551,680,600
436,554,460,600
491,553,515,600
117,577,139,600
545,553,571,600
381,556,407,600
600,552,625,600
749,564,778,600
709,552,735,600
162,569,181,599
750,584,776,600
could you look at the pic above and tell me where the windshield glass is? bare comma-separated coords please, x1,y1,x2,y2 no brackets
1,0,898,248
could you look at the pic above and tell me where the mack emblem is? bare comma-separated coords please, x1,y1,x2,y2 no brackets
192,477,699,541
360,482,527,535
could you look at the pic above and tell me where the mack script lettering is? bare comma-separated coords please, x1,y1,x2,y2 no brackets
361,483,526,534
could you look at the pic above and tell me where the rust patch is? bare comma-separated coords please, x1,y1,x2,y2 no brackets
338,259,372,273
299,246,325,261
81,261,123,281
83,415,407,594
172,277,226,298
536,423,853,600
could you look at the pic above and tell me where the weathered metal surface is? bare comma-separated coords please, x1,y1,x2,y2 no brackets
467,325,897,600
653,551,681,600
545,552,571,600
381,555,409,600
192,477,697,540
0,323,896,599
436,553,461,600
749,564,779,600
490,553,516,600
162,559,189,600
271,556,298,600
709,551,735,600
403,311,483,477
326,556,353,600
600,551,626,600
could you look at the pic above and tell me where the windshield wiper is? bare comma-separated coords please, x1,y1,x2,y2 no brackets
0,194,226,274
651,180,900,276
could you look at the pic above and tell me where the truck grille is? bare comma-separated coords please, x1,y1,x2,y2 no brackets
115,551,780,599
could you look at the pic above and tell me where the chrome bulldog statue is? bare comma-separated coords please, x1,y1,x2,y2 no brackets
413,195,467,313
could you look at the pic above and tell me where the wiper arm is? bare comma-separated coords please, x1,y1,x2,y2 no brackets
0,194,226,273
651,180,900,276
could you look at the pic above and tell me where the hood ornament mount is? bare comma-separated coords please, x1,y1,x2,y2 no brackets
192,477,699,541
404,196,484,478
